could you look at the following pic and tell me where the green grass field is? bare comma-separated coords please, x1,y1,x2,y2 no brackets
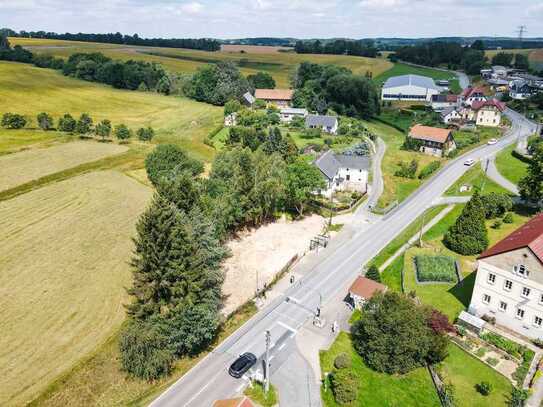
0,61,223,161
374,62,461,93
320,332,440,407
438,343,511,407
0,129,70,155
11,37,393,89
495,144,529,185
445,163,512,196
364,120,445,208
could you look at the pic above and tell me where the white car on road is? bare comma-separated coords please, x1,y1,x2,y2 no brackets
464,159,476,166
487,138,498,145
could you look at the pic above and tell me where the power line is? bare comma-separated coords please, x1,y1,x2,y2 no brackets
516,25,527,45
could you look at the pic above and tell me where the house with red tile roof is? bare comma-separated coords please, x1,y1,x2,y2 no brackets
408,124,456,157
460,86,487,107
213,396,255,407
471,99,506,127
468,213,543,339
348,276,387,309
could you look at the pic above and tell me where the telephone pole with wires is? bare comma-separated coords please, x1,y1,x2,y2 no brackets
516,25,527,47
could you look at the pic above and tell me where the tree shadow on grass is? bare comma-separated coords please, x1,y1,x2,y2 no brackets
448,271,476,310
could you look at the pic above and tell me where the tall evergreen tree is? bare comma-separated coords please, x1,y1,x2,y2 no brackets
444,192,488,255
365,264,381,283
519,143,543,204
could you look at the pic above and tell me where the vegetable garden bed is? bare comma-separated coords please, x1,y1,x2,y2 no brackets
414,255,458,284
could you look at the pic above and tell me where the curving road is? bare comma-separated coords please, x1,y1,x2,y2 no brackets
151,110,535,407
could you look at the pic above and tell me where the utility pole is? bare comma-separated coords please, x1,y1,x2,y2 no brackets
517,25,527,47
418,207,427,247
481,158,490,193
265,330,271,394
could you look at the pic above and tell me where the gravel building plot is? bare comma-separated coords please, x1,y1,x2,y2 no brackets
0,171,151,406
0,141,128,192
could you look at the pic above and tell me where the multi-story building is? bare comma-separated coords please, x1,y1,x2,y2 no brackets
469,213,543,340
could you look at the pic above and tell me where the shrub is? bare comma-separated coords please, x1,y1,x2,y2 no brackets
58,113,76,132
330,369,358,404
418,161,441,179
145,144,204,186
36,112,54,130
114,123,132,141
475,347,487,357
1,112,27,129
509,387,529,407
75,113,93,134
119,319,175,380
503,212,514,224
492,220,502,229
402,136,423,151
137,126,155,142
333,352,352,369
300,128,322,139
395,159,418,179
476,381,492,396
481,193,513,219
365,264,381,283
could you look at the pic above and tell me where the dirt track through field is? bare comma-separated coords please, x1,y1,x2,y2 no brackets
0,141,128,192
0,171,152,406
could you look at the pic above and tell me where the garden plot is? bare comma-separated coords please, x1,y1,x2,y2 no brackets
0,170,152,406
414,255,458,284
0,141,128,192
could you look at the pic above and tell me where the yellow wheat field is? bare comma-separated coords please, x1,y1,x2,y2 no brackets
0,171,152,406
0,141,128,192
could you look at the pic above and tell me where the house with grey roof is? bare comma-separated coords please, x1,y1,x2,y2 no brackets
242,92,255,107
280,108,308,123
313,150,370,197
381,74,440,102
305,114,339,134
440,106,462,124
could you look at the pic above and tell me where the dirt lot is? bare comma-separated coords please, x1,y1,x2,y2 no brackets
220,44,292,53
221,214,325,315
0,171,151,406
0,141,128,192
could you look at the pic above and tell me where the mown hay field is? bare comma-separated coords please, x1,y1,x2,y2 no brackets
0,140,128,192
0,170,152,406
0,129,67,156
10,38,393,88
0,61,223,161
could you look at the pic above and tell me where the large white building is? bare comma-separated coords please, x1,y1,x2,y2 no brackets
381,74,440,102
469,213,543,340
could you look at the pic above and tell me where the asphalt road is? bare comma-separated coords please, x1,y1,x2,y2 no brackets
150,110,535,407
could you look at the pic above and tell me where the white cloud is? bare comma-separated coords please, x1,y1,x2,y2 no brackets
179,1,203,14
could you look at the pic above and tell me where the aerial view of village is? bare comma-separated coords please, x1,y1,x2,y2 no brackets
1,1,543,406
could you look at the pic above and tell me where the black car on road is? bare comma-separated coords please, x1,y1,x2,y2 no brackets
228,352,257,378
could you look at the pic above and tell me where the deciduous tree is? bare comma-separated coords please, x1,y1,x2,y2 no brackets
36,112,54,130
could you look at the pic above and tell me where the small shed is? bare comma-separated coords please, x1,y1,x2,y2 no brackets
457,310,486,335
348,276,387,309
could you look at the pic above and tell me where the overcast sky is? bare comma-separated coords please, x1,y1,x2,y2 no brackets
1,0,542,39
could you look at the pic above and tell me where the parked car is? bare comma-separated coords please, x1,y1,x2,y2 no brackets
464,159,476,166
487,138,498,145
229,352,257,378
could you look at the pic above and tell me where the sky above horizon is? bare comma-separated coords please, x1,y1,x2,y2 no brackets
1,0,542,39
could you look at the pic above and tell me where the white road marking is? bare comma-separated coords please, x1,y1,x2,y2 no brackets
269,355,275,361
181,370,223,407
278,343,286,351
277,320,297,333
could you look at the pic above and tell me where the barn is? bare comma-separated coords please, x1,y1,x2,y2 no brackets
381,74,440,102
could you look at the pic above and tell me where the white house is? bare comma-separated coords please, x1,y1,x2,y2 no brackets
313,150,370,197
471,99,506,127
280,108,308,123
348,276,387,310
305,114,339,135
461,87,486,107
381,74,440,102
510,80,534,100
440,106,462,124
224,112,237,127
468,213,543,340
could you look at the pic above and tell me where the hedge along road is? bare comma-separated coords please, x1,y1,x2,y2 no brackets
150,110,535,406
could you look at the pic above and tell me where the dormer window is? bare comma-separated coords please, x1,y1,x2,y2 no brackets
515,264,528,278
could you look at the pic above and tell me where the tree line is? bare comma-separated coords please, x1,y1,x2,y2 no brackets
294,39,378,58
0,28,220,51
491,52,531,71
1,111,154,142
391,41,488,75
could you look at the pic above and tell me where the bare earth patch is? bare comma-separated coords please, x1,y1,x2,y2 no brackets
0,141,128,192
0,171,152,406
221,215,325,315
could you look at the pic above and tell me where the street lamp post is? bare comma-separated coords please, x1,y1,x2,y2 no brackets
264,330,271,394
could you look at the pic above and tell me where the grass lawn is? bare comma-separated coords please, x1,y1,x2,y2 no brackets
445,163,512,196
381,254,404,292
414,255,457,282
363,120,444,208
244,381,278,407
321,332,440,407
495,144,529,185
438,343,512,407
12,37,393,89
373,62,461,93
0,129,70,155
0,61,223,162
28,301,258,406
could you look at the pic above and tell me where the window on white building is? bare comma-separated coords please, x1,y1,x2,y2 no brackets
540,294,543,304
517,308,525,320
487,273,496,284
499,301,508,312
522,287,531,298
482,294,491,304
535,316,543,327
515,264,528,277
504,280,513,291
